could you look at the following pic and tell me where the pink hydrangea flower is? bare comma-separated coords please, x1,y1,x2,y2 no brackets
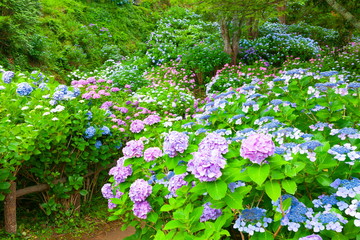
240,133,275,164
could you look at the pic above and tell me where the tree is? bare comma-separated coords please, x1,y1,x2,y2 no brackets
171,0,284,64
324,0,360,30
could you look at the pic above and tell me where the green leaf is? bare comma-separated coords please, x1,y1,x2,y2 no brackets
247,164,270,186
316,174,332,187
163,220,184,230
224,186,251,209
265,181,281,201
79,189,88,196
206,180,227,200
282,180,297,194
0,182,10,190
250,231,274,240
160,204,173,212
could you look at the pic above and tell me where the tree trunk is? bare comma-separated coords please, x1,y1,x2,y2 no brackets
4,181,16,234
277,4,286,24
324,0,360,30
220,18,232,56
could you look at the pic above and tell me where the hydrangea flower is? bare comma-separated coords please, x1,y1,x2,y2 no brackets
163,131,189,157
240,133,275,164
187,150,226,182
100,126,111,135
101,183,124,209
166,173,188,198
84,126,96,138
108,157,132,184
299,234,323,240
143,115,161,125
198,132,228,154
129,179,152,203
233,207,272,235
330,178,360,198
305,211,348,232
130,120,144,133
53,91,65,101
143,147,163,162
122,140,144,158
133,201,152,219
95,140,102,149
16,82,33,96
200,202,222,222
2,71,14,84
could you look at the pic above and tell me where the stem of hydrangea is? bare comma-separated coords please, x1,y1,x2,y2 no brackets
273,195,285,238
256,192,264,207
239,230,245,240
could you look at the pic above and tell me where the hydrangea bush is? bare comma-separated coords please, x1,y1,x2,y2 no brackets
103,65,360,239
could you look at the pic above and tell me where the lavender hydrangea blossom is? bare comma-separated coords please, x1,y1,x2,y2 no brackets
133,201,152,219
130,120,145,133
143,147,163,162
200,202,222,222
163,131,189,157
122,140,144,158
166,173,188,198
108,157,132,184
143,115,161,125
129,179,152,203
198,132,228,154
101,183,124,209
299,234,322,240
240,133,275,164
187,150,226,182
2,71,14,83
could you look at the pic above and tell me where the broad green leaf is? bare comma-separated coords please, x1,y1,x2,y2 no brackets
316,174,332,186
224,186,251,209
265,181,281,201
250,231,274,240
163,220,184,230
247,164,270,186
0,182,10,190
282,180,297,194
206,180,227,200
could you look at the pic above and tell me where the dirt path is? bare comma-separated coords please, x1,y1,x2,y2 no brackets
85,221,136,240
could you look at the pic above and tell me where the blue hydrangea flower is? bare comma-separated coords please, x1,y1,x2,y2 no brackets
2,71,14,84
16,82,33,96
234,207,272,235
95,140,102,149
53,91,65,101
84,126,96,138
100,126,111,135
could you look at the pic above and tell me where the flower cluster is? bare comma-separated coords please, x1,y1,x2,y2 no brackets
122,140,144,158
109,157,132,182
200,202,222,222
163,131,189,157
143,147,163,162
240,133,275,164
101,183,124,209
129,179,152,219
16,82,33,96
233,207,272,235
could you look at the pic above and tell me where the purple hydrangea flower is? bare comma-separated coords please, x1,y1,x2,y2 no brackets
130,120,145,133
200,202,222,222
101,183,114,199
187,150,226,182
108,157,132,183
240,133,275,164
133,201,152,219
143,115,161,125
122,140,144,158
163,131,189,157
129,179,152,203
108,190,124,209
167,173,188,198
299,234,323,240
198,132,228,154
16,82,33,96
143,147,163,162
